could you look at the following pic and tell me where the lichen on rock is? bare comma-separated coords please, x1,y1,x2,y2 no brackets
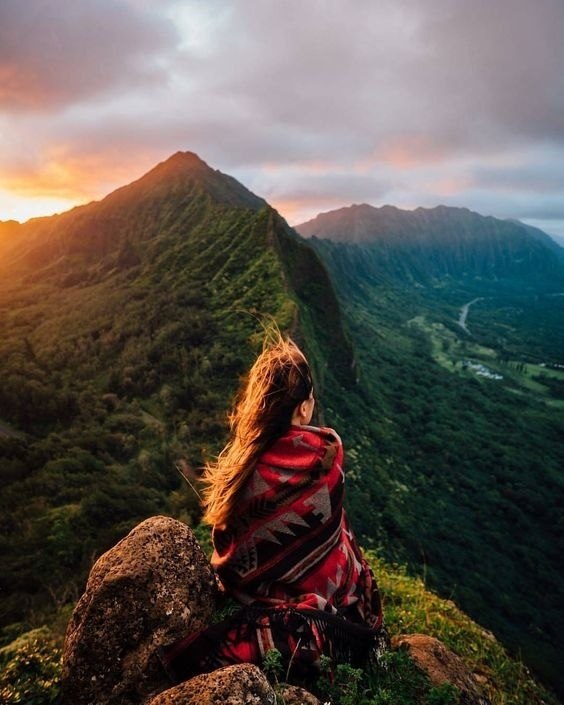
145,663,276,705
275,682,322,705
62,515,218,705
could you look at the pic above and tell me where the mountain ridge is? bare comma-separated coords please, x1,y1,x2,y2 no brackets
296,202,564,287
0,152,266,279
0,151,562,701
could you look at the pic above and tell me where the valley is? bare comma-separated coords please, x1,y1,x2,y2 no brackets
301,206,564,696
456,297,483,334
328,281,564,695
0,153,563,702
410,297,564,409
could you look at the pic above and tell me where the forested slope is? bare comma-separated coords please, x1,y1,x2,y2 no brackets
0,152,561,702
299,208,564,696
0,152,353,631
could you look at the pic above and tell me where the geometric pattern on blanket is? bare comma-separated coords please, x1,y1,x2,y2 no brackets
162,425,385,682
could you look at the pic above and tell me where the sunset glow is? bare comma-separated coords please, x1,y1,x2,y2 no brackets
368,135,451,171
1,0,563,237
269,196,350,227
0,189,79,223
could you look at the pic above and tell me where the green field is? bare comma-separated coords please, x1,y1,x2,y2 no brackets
409,313,564,409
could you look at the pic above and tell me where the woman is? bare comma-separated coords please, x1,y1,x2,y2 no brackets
163,334,385,682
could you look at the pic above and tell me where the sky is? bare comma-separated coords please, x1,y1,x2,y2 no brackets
1,0,564,239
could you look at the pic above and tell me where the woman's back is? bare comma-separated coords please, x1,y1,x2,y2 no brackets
213,424,382,629
162,334,385,682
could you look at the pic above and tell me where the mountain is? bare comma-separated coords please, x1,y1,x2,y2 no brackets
0,154,563,702
550,233,564,248
506,218,564,262
297,202,564,696
297,203,564,287
0,152,266,280
0,150,354,629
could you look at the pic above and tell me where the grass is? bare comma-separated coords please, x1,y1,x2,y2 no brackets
369,552,559,705
408,314,564,407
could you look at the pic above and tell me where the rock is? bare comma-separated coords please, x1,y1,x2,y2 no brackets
275,682,321,704
392,634,491,705
62,516,218,705
145,664,276,705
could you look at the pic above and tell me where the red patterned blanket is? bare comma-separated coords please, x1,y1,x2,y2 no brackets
163,425,384,681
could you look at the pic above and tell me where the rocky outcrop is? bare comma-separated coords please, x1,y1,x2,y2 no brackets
62,516,218,705
392,634,491,705
61,514,475,704
145,664,275,705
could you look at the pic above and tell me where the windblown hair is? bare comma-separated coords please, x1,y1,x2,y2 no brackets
201,333,313,528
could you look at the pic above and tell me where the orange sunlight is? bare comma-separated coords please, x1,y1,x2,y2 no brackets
269,196,347,226
0,188,81,223
0,146,161,223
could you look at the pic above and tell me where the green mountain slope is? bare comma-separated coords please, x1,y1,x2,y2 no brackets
297,206,564,697
0,152,353,633
298,203,564,287
0,154,560,703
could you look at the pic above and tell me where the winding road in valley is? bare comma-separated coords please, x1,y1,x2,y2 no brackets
457,297,483,335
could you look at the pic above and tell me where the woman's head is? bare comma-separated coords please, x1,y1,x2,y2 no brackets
235,335,314,439
201,333,315,527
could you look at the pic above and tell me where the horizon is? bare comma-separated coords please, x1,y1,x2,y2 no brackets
3,149,564,247
1,1,564,238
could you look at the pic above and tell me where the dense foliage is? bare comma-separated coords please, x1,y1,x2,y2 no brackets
0,153,562,700
0,157,300,631
308,236,564,696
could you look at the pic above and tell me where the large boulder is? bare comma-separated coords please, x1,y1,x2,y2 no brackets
145,664,276,705
62,516,218,705
392,634,491,705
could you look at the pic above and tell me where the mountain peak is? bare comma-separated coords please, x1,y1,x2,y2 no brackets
169,149,206,164
144,150,211,180
0,151,267,275
296,203,498,244
102,150,266,212
297,201,564,286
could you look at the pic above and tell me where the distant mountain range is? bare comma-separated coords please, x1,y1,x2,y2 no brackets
1,152,563,699
296,203,564,287
3,162,563,286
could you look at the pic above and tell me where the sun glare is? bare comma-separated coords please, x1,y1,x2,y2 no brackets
0,188,83,223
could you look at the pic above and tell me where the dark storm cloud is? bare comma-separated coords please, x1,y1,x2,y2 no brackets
0,0,179,111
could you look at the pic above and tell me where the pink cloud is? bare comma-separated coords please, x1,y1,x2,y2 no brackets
357,135,453,172
0,144,159,202
0,0,178,112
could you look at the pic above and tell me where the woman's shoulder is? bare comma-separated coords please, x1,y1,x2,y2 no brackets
259,425,342,471
296,424,342,448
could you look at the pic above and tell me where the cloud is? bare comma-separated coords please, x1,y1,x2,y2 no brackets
256,166,392,225
162,0,564,161
414,0,564,143
1,0,564,234
0,141,157,200
0,0,179,111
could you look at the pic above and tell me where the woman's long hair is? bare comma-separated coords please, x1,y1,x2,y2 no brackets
201,333,313,528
